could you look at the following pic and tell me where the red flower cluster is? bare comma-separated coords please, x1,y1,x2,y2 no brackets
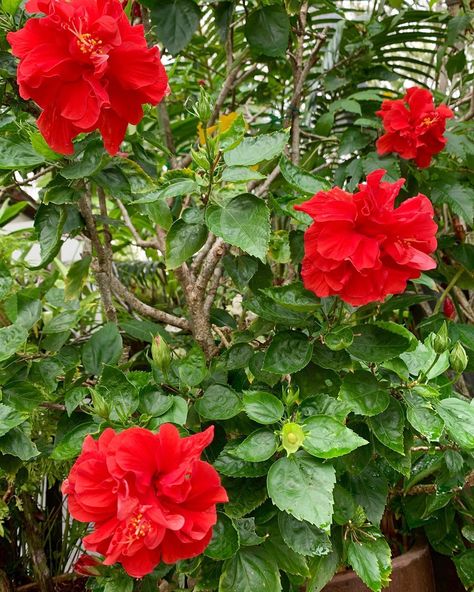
7,0,168,155
295,169,437,306
62,425,227,578
376,87,453,168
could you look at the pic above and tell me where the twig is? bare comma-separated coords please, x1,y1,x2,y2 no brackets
110,275,190,331
204,261,225,316
21,495,54,592
115,199,161,249
254,165,281,197
193,238,226,297
0,165,56,200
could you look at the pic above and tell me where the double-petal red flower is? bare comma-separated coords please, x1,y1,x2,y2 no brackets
295,169,437,306
62,424,228,578
7,0,168,155
376,87,453,168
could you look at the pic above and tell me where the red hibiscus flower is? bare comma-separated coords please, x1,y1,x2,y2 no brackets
62,424,227,578
294,169,437,306
73,554,102,577
7,0,168,155
376,87,453,168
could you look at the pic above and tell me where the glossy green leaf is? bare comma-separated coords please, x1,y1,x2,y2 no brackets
0,138,44,169
205,513,240,560
368,397,405,454
0,404,26,437
224,131,289,167
0,428,39,460
234,429,278,462
32,204,66,269
347,537,392,592
437,398,474,450
149,0,201,55
263,330,312,374
303,415,368,459
219,547,281,592
206,194,270,261
245,5,289,57
0,324,28,362
267,452,335,529
195,384,242,420
242,391,284,425
338,370,390,416
348,324,411,363
278,512,332,557
82,323,123,376
166,220,208,269
279,156,327,194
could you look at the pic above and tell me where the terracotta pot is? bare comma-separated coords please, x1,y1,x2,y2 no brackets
322,541,435,592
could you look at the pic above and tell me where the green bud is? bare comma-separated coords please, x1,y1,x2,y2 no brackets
191,147,210,171
151,334,171,374
195,87,213,123
432,321,450,354
91,390,109,419
281,422,305,456
283,386,300,408
449,342,468,374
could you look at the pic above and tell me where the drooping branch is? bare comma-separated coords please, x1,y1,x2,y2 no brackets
109,275,191,331
21,495,54,592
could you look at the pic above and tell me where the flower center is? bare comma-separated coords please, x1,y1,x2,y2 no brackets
126,512,151,541
421,113,438,127
76,32,104,55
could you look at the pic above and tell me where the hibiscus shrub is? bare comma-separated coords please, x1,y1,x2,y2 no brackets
0,0,473,591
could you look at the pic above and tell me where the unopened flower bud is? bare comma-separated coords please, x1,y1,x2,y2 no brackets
283,386,299,408
151,334,171,375
73,554,102,577
91,391,109,419
449,342,468,374
195,87,212,123
432,321,450,354
281,422,305,456
443,297,456,320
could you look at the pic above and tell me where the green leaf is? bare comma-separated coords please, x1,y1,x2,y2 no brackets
224,131,289,167
348,324,411,363
205,513,240,560
260,282,319,312
279,156,327,194
2,0,22,14
148,396,187,427
263,331,312,374
0,138,44,169
0,428,39,460
0,261,12,301
432,181,473,221
346,468,388,525
82,323,123,376
219,547,281,592
206,194,270,261
0,324,28,362
267,452,335,529
453,550,474,590
65,387,88,416
119,318,165,343
300,395,351,423
235,518,265,546
97,366,139,421
32,204,66,269
307,549,340,592
339,370,390,416
60,140,104,179
214,442,271,478
138,388,173,417
65,256,91,300
195,384,242,420
245,5,290,58
436,398,474,450
149,0,201,55
405,391,443,441
0,404,27,437
242,391,284,425
303,415,368,459
166,220,208,269
225,343,253,370
278,512,332,557
177,345,207,386
347,537,392,592
222,167,265,183
50,419,99,460
225,479,268,518
368,397,405,454
234,429,278,462
264,528,309,576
